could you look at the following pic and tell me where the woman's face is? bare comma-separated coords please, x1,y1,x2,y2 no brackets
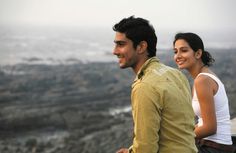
173,39,198,70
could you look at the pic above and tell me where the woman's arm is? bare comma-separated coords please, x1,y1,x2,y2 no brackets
194,75,217,139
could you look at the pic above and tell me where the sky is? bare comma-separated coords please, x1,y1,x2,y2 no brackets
0,0,236,49
0,0,236,31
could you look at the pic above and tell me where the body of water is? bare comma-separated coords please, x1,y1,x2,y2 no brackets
0,26,117,65
1,25,235,66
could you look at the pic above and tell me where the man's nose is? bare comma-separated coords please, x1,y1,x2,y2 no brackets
113,47,118,55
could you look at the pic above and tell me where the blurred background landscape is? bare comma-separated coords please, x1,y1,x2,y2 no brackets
0,26,235,153
0,0,236,152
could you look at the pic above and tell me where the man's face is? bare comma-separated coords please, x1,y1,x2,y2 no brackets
113,32,138,70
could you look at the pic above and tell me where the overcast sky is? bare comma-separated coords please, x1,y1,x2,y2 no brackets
0,0,236,32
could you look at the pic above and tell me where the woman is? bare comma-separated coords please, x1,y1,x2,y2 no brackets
173,32,233,153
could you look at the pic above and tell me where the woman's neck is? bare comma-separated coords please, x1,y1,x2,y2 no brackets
188,63,206,79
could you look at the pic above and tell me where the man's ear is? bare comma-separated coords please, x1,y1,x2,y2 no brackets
195,49,203,59
137,41,148,54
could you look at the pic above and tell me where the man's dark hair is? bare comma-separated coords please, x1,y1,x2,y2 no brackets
113,16,157,57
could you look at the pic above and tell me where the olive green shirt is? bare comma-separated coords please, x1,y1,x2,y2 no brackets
129,57,197,153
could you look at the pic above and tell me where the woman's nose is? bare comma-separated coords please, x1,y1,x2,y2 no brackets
176,51,181,57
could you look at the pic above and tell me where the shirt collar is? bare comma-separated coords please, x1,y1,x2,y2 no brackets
134,57,160,81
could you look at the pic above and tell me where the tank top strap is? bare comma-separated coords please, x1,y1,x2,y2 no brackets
196,73,221,85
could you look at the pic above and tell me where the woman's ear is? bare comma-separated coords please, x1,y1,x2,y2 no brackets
195,49,203,59
137,41,148,54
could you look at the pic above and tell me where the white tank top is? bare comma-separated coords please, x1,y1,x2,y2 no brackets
192,73,232,145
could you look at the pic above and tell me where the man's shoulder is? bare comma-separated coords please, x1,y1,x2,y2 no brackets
146,63,184,80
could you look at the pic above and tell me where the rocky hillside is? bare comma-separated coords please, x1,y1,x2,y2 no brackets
0,49,235,153
0,62,134,153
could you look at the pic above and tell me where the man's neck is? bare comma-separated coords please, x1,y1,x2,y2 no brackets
133,56,150,74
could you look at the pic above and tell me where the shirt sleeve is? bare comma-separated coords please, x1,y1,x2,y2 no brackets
130,82,162,153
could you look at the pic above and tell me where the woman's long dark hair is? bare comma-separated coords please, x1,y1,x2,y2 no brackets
173,32,215,66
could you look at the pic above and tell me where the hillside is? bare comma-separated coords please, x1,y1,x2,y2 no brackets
0,49,235,153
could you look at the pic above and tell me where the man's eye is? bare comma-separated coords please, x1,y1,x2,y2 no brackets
119,42,125,45
117,43,125,47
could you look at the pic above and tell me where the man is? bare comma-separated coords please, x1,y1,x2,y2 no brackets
113,16,197,153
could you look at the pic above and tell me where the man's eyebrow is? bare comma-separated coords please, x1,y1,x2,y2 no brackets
114,40,126,44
